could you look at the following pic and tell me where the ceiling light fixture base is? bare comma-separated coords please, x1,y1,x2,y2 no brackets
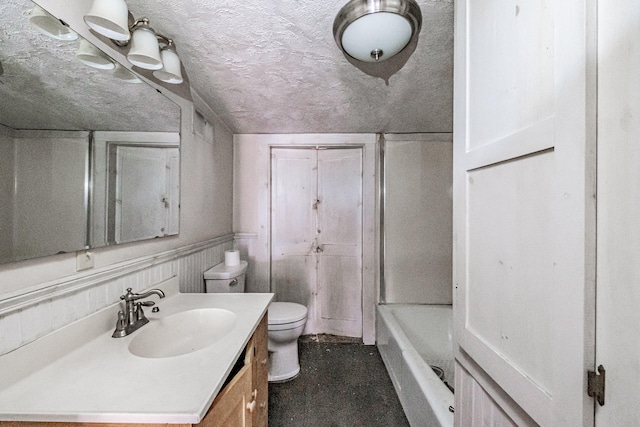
333,0,422,63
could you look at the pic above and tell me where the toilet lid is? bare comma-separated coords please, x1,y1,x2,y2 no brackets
268,302,308,325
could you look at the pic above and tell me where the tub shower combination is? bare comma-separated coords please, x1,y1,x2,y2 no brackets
376,135,454,427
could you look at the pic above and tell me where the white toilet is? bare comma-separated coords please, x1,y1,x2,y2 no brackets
267,302,308,382
203,260,308,383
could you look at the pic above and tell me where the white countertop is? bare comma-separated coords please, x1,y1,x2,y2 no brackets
0,277,273,424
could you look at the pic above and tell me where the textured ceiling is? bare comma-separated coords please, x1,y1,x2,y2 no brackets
128,0,454,134
0,0,179,132
1,0,453,135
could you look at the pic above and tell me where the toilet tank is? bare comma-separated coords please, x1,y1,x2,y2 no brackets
203,260,248,293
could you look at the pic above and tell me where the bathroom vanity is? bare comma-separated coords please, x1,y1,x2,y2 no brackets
0,277,272,426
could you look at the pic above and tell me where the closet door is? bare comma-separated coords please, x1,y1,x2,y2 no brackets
271,148,318,319
271,147,363,337
316,148,362,337
453,1,596,425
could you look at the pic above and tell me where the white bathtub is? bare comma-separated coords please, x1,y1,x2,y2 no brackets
377,304,454,427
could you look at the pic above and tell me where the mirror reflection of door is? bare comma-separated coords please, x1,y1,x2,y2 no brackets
106,145,179,244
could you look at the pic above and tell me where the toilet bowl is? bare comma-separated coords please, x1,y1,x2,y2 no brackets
267,302,308,382
203,260,308,382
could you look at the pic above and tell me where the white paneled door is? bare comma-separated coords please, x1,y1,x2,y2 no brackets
271,147,362,337
453,1,596,426
595,0,640,425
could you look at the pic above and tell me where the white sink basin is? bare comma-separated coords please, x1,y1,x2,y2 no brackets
129,308,237,358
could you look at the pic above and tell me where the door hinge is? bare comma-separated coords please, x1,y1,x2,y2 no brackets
587,364,605,406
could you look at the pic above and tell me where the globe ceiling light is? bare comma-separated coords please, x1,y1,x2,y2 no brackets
333,0,422,63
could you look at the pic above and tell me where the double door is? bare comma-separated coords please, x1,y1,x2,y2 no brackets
271,147,362,337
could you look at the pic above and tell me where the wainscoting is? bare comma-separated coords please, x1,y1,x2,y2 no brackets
0,235,234,356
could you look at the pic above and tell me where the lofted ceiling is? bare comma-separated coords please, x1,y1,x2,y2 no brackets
128,0,454,134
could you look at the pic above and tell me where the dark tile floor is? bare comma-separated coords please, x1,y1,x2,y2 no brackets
268,336,410,427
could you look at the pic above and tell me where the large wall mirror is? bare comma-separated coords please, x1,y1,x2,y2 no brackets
0,0,181,264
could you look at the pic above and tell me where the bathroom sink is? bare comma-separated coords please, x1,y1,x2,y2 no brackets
128,308,237,358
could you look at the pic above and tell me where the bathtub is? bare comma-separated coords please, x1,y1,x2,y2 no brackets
377,304,454,427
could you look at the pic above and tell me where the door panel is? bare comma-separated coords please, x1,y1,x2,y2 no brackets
317,148,362,336
454,0,596,425
271,149,317,313
271,149,317,256
317,149,362,246
317,255,362,336
466,151,555,394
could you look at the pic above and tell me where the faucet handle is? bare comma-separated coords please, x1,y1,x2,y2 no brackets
120,288,135,301
135,302,149,323
112,310,127,338
138,301,156,307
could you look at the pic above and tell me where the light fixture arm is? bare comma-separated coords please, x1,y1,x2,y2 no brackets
156,35,176,50
111,16,176,50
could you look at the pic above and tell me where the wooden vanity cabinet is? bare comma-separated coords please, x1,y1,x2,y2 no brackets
200,313,268,427
0,314,268,427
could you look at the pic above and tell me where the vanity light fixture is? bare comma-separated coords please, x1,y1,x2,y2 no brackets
126,20,162,70
83,0,183,83
333,0,422,63
152,41,183,84
29,5,78,41
83,0,130,41
76,38,115,70
113,63,142,83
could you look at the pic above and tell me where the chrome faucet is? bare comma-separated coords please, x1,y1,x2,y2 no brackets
112,287,165,338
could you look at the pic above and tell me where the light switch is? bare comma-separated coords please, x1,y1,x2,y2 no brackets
76,250,94,271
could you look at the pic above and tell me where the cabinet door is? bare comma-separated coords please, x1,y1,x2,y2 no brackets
251,315,268,427
202,364,252,427
453,0,596,425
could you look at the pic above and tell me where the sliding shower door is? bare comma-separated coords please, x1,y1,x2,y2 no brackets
271,147,363,337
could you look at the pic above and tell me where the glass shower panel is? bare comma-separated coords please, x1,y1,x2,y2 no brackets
384,138,453,304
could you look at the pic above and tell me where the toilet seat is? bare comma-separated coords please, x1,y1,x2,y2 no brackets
268,302,307,331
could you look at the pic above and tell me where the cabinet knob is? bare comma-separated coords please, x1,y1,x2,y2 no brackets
260,358,267,365
247,400,256,413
